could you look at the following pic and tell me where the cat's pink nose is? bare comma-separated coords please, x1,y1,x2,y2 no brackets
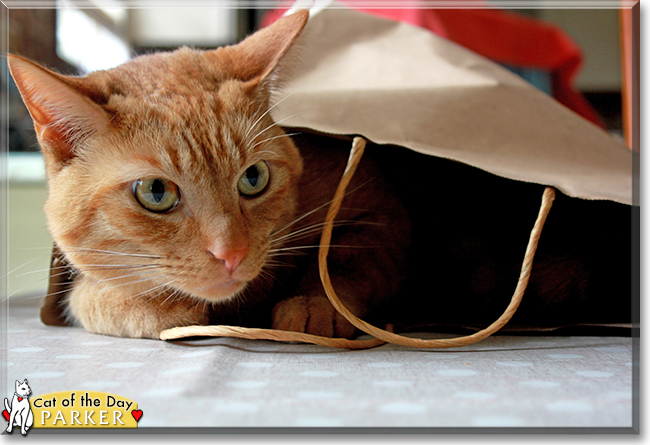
208,243,249,275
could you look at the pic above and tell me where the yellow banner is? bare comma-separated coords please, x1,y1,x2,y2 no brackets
30,391,140,429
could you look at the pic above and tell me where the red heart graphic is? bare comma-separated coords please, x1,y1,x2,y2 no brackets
2,409,9,422
17,398,22,402
131,410,143,422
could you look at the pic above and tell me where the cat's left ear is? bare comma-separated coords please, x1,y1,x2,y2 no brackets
8,55,111,175
207,9,309,87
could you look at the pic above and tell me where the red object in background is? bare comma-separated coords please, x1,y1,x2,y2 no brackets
262,4,604,128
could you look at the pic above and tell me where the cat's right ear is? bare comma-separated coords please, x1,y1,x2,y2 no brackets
7,55,110,173
208,9,309,88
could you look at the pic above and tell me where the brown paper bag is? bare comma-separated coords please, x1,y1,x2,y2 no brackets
272,7,633,205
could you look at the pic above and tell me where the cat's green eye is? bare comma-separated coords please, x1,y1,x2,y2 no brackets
238,161,270,197
133,178,180,213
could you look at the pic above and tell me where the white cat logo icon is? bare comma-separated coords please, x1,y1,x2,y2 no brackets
3,379,34,435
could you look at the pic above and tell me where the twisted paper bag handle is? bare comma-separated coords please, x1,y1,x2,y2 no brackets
160,137,556,349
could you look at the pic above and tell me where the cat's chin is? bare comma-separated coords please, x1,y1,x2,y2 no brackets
188,279,247,302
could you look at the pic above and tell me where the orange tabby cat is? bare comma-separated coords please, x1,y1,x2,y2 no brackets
9,10,411,339
10,10,633,341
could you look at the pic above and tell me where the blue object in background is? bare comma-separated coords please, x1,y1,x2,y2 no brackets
503,64,553,96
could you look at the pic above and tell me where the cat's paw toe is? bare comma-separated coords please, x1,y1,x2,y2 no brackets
271,296,357,339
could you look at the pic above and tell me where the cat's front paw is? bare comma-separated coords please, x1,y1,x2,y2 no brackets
271,296,357,339
67,280,210,339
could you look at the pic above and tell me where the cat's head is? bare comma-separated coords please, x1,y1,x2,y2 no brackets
15,380,31,397
9,11,309,302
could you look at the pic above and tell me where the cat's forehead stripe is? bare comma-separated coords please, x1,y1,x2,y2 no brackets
93,51,288,183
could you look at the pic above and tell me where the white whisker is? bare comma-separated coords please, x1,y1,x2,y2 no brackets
129,280,175,302
252,132,301,149
271,220,383,246
257,268,280,286
271,178,377,238
265,252,309,258
2,284,39,302
81,269,166,286
244,89,299,141
268,244,373,253
249,111,304,146
81,273,172,294
66,247,161,259
15,264,164,278
0,255,54,283
158,285,185,307
12,285,67,301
